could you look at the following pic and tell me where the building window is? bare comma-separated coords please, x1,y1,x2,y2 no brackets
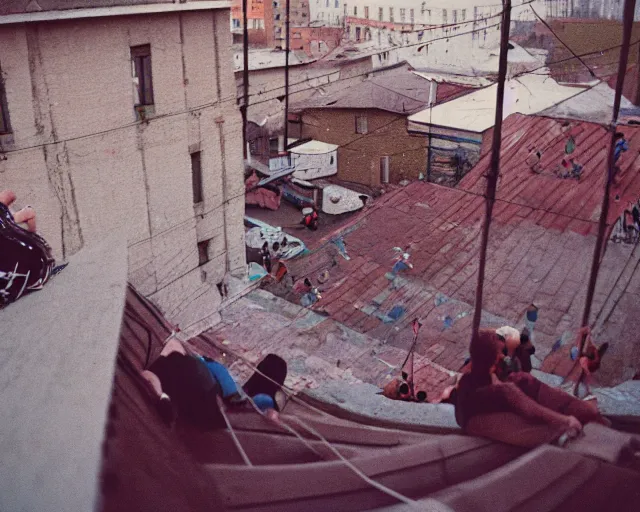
355,114,368,134
335,0,339,7
389,7,394,22
378,7,383,21
400,8,406,23
353,6,357,16
442,9,447,24
131,45,154,107
461,9,466,21
474,7,478,20
453,10,457,23
198,239,211,266
191,151,203,204
0,64,11,135
364,6,369,19
410,8,415,24
380,156,390,183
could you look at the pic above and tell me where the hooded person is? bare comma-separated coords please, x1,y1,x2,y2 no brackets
455,329,609,448
1,190,56,309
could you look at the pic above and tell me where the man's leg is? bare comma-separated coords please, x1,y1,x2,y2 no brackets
204,360,239,398
465,412,563,448
509,372,607,425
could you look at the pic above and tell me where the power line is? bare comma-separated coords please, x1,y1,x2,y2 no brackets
3,18,635,156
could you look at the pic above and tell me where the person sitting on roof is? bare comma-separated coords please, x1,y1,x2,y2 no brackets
495,326,523,380
1,190,57,309
301,207,319,231
573,326,609,399
455,329,610,448
613,133,629,184
614,132,629,163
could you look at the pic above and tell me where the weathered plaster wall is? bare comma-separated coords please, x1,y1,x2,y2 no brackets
0,9,246,332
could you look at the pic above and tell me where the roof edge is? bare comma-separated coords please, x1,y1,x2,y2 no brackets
0,1,232,25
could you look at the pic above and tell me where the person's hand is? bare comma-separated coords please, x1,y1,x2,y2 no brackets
564,415,583,434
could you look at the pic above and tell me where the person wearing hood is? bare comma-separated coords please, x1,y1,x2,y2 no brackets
455,329,609,448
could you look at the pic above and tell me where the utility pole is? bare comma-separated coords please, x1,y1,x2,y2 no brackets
283,0,291,151
242,0,249,160
471,0,511,341
580,0,637,351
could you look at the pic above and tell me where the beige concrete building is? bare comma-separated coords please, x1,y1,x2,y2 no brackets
0,0,246,333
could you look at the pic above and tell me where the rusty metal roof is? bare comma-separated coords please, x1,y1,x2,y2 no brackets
263,114,640,392
101,284,640,512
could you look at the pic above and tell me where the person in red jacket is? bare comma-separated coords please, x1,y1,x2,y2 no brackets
455,329,609,448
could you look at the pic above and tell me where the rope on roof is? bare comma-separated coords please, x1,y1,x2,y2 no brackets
286,416,430,511
217,395,253,467
244,394,326,460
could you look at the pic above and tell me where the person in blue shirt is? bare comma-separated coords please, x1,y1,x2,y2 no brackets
614,132,629,163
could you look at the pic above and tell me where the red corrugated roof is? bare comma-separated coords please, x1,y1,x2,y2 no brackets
460,114,640,237
265,114,640,392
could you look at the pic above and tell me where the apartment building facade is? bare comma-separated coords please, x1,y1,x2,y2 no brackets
0,0,246,333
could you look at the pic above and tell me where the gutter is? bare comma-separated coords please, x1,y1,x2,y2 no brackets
0,1,232,25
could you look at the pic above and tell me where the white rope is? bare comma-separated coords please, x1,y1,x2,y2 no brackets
244,394,326,460
193,345,436,510
217,395,253,467
287,416,428,511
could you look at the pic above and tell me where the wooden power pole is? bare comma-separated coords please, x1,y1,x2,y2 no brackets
580,0,637,352
471,0,512,341
283,0,291,150
242,0,249,160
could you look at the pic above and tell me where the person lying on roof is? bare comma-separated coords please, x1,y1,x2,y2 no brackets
455,329,610,448
141,338,226,429
141,339,286,428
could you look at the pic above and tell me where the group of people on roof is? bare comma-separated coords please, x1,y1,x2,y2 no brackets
453,326,610,448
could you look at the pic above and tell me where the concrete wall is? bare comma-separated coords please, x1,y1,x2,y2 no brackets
0,9,246,333
298,108,427,185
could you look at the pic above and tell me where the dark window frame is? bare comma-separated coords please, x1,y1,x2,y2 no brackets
191,151,204,204
131,44,155,107
0,63,11,135
198,239,211,266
